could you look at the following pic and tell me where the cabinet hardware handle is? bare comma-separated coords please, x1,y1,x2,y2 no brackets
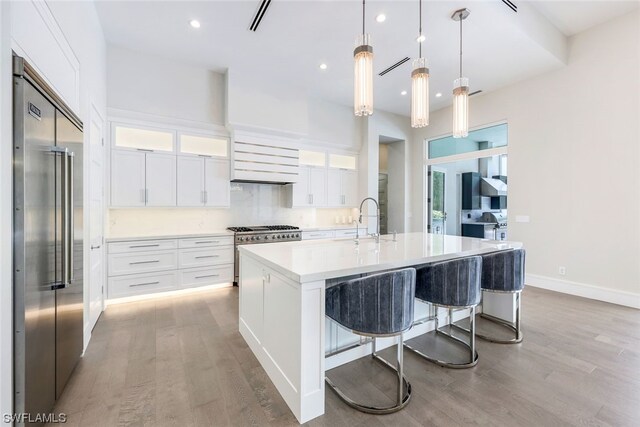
145,189,149,204
136,148,154,152
204,191,208,204
311,194,314,204
91,245,101,250
130,281,160,287
195,255,219,259
129,260,160,265
141,189,145,203
195,241,218,244
130,244,160,248
195,274,220,279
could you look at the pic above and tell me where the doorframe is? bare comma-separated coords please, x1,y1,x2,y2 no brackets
85,102,105,348
427,166,447,234
422,121,509,234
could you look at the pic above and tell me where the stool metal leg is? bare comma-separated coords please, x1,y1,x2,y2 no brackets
326,335,412,414
475,291,523,344
405,305,479,369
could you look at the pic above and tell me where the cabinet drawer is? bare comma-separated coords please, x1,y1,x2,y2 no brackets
108,271,178,299
334,229,360,238
108,250,178,276
108,239,177,254
179,265,233,288
302,230,335,240
179,247,233,268
179,236,233,248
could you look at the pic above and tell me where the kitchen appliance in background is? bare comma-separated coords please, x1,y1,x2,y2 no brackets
228,225,301,285
481,212,508,240
13,56,84,423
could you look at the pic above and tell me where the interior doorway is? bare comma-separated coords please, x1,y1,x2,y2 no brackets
425,123,508,237
379,136,405,234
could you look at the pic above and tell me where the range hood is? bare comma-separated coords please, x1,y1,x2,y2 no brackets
480,177,507,197
231,131,300,185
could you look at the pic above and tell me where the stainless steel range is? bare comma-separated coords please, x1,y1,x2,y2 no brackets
228,225,301,285
480,212,508,241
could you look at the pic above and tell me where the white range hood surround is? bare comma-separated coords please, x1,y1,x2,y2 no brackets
231,130,301,184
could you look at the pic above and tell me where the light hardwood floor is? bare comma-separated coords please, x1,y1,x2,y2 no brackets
50,286,640,426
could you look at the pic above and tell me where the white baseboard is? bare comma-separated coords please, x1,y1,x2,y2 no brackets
526,274,640,309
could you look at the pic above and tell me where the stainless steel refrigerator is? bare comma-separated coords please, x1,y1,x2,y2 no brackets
13,55,83,423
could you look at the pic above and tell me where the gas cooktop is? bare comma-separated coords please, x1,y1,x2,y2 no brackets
227,225,300,233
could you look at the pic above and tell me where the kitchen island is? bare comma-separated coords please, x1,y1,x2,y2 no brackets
238,232,523,423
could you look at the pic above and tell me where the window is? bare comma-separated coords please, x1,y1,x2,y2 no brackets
329,154,357,170
299,150,326,167
428,123,507,159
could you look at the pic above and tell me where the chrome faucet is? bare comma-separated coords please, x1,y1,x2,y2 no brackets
358,197,380,243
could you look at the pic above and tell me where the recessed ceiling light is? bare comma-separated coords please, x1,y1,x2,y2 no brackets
376,14,386,23
189,20,201,29
319,63,328,70
401,90,407,96
435,92,442,98
416,35,426,43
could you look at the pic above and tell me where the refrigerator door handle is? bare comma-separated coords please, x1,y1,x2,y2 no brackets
60,149,69,287
68,152,75,283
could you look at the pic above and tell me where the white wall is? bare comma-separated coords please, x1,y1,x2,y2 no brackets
107,45,225,125
412,11,640,306
361,111,416,233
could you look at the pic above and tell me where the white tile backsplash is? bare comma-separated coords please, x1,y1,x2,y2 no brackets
107,183,358,238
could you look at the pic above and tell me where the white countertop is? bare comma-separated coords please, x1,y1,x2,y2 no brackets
105,231,233,243
239,232,522,283
301,225,367,231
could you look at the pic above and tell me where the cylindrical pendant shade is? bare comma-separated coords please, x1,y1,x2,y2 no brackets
354,34,373,116
411,58,429,128
452,77,469,138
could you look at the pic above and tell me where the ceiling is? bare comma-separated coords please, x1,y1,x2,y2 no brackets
94,0,638,117
526,0,638,36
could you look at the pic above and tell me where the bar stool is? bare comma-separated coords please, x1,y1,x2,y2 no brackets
325,268,415,414
405,256,482,369
475,249,526,344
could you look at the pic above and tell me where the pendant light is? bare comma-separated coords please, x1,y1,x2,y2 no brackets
452,8,470,138
354,0,373,116
411,0,429,128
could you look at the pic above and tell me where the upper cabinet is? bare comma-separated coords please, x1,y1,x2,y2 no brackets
288,150,358,208
178,133,228,158
111,150,176,207
110,121,230,208
112,124,175,152
328,153,358,207
289,150,327,207
177,156,230,207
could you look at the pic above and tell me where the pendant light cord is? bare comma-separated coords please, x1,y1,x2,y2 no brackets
362,0,365,36
419,0,422,58
459,13,463,78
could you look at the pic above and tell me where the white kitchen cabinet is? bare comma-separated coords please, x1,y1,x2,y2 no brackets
290,166,327,207
177,156,205,206
111,150,146,207
111,149,176,207
342,169,359,206
327,168,359,207
205,158,230,207
107,234,234,299
146,153,176,206
176,156,230,207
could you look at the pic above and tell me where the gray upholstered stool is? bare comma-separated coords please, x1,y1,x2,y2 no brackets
405,256,482,369
472,249,526,344
325,268,416,414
